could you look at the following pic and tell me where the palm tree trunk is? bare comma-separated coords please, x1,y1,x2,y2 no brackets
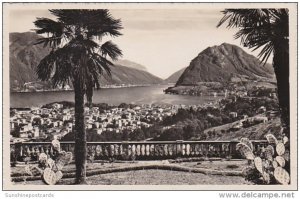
74,78,87,184
86,85,93,108
273,40,289,137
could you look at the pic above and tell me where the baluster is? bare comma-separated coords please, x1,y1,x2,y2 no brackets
182,144,186,156
195,144,200,155
186,144,190,156
104,145,109,157
122,144,128,157
204,144,208,157
20,145,23,157
110,144,115,157
173,144,177,157
209,144,212,157
119,144,123,156
190,144,195,156
128,145,132,156
96,145,101,158
45,146,49,157
40,146,44,154
217,144,222,157
164,144,168,157
27,146,31,157
35,147,40,156
92,145,96,155
154,144,160,156
150,144,155,156
141,144,145,156
146,144,150,156
114,144,119,156
136,144,141,156
176,143,181,156
131,145,136,157
168,144,172,156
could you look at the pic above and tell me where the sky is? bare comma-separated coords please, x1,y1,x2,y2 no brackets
9,8,267,79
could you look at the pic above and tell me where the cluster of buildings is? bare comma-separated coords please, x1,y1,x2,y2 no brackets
10,103,180,143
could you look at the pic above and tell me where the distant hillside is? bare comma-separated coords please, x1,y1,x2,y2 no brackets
9,32,51,88
176,43,275,86
9,32,162,90
114,59,148,71
100,64,162,85
164,67,186,83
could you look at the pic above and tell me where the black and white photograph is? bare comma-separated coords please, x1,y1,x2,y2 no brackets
1,2,298,191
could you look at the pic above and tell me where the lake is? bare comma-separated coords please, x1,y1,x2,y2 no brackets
10,85,220,108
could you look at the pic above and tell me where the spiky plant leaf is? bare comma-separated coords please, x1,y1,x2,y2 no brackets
274,167,290,185
47,158,55,169
42,168,57,185
263,172,271,184
55,170,63,182
24,165,33,176
266,134,278,145
276,142,285,156
236,143,255,160
265,145,275,161
283,136,289,145
39,153,48,162
254,157,263,174
56,151,73,171
272,160,279,168
51,139,61,152
264,160,271,169
240,138,254,151
275,156,286,167
282,150,290,162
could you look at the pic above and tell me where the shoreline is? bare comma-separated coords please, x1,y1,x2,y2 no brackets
10,84,167,94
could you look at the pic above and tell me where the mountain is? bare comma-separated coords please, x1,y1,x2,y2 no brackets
9,32,162,90
99,64,162,85
176,43,275,86
9,32,51,88
164,67,187,83
114,59,148,71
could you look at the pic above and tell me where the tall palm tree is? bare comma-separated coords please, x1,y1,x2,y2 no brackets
217,9,289,136
34,9,123,184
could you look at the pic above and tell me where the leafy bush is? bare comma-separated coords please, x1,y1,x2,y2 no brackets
237,132,290,184
24,139,72,185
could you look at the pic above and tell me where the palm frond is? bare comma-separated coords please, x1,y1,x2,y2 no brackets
217,8,289,65
33,18,65,47
34,9,123,91
100,41,122,60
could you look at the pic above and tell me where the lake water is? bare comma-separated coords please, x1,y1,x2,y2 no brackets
10,85,220,108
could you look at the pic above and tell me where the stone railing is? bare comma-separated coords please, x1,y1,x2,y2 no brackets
10,140,268,162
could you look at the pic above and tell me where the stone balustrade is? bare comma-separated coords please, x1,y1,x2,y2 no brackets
10,140,268,162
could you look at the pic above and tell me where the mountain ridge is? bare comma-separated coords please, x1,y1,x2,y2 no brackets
9,32,163,90
164,67,187,83
176,43,275,86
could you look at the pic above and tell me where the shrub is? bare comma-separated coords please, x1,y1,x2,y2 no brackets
237,132,290,185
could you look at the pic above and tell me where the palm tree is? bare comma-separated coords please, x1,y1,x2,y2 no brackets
33,9,123,184
217,9,289,136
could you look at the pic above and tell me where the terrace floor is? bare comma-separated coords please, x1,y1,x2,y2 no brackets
11,159,252,185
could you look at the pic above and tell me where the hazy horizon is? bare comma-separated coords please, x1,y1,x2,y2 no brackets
9,9,271,79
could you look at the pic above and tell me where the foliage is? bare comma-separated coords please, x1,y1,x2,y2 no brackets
237,133,290,184
217,9,288,64
24,139,72,185
217,8,290,135
34,9,123,183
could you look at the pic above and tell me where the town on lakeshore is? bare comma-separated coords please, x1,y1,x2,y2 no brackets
10,84,279,144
